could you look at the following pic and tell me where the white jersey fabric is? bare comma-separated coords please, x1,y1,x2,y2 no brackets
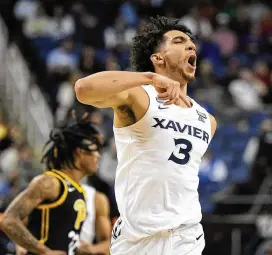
111,221,205,255
80,184,96,243
113,85,212,241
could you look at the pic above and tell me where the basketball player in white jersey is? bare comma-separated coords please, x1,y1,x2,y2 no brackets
79,184,111,255
75,16,217,255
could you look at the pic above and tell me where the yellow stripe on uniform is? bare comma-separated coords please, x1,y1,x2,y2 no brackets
40,208,46,242
45,208,50,242
38,171,68,209
40,208,50,243
40,209,50,243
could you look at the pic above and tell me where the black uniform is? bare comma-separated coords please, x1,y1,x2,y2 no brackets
26,170,86,255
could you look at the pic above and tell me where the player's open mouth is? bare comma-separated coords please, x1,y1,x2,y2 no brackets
187,55,197,69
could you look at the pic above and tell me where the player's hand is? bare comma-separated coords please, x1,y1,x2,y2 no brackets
76,241,95,254
16,245,27,255
151,73,191,107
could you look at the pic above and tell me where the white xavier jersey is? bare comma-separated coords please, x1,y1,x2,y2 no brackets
80,185,96,243
113,85,212,241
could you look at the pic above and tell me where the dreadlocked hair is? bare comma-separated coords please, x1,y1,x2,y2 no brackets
131,16,194,72
41,116,100,171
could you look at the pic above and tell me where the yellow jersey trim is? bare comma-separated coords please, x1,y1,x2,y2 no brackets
38,171,68,209
52,170,85,195
40,208,50,243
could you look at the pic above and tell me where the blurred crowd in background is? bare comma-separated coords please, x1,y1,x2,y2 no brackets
0,0,271,254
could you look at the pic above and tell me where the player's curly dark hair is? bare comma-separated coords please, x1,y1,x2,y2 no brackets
131,16,194,72
41,114,101,171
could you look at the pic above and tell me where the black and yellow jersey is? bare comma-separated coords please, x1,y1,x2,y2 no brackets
26,170,86,255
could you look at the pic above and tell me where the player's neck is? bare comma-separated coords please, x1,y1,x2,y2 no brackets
61,168,85,184
155,69,188,95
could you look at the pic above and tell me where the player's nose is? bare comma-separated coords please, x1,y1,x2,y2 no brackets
94,151,100,159
186,41,196,52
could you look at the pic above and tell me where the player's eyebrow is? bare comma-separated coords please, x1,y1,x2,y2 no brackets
171,35,195,43
172,36,186,41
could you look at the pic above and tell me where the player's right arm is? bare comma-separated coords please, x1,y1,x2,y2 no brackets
75,71,190,127
75,71,189,108
75,71,153,107
0,174,66,255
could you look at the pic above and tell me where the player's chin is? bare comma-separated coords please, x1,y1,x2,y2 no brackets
184,72,196,82
86,167,98,175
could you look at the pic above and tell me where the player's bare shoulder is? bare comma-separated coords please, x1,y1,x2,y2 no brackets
208,114,217,138
2,173,61,219
29,173,62,201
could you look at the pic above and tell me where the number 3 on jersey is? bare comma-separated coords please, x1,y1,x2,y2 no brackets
169,138,193,165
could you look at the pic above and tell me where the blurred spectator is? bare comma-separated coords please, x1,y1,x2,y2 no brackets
0,169,24,211
179,7,213,39
0,147,19,175
246,0,269,24
105,54,121,71
248,119,272,184
46,38,78,111
260,10,272,38
55,81,75,124
199,150,228,184
253,61,270,88
230,4,251,38
49,5,75,41
212,13,238,58
23,5,53,38
241,24,264,56
79,45,105,77
104,15,136,49
217,57,240,87
119,0,138,28
229,68,264,112
14,0,39,21
71,1,103,47
47,38,78,72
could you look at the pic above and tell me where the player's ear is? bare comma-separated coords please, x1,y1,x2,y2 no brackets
150,53,165,67
75,148,83,158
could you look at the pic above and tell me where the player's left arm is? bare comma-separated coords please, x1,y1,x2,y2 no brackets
76,192,111,255
209,114,217,138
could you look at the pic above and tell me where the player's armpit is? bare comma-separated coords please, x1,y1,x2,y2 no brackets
0,174,61,254
209,114,217,138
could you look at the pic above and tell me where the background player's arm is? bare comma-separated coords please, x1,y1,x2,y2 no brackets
92,192,111,254
16,245,27,255
16,218,28,255
209,114,217,138
77,192,111,255
0,174,62,255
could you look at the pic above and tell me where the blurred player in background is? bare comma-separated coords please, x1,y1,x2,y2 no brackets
75,16,216,255
80,184,111,255
72,110,112,255
0,118,102,255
